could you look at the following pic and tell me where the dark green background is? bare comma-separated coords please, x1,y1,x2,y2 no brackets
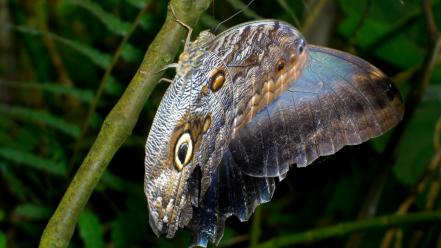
1,0,441,247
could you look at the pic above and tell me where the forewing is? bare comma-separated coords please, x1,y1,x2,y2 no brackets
195,20,307,197
233,45,404,177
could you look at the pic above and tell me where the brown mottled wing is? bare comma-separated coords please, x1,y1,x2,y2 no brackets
231,45,404,177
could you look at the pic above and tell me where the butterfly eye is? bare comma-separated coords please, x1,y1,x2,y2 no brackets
276,59,285,73
210,69,225,92
174,132,193,171
298,39,305,54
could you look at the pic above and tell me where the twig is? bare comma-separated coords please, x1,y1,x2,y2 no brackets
407,152,441,247
434,105,441,150
250,206,262,248
380,147,441,247
380,117,441,247
38,0,212,247
220,234,249,247
255,210,441,248
66,2,150,178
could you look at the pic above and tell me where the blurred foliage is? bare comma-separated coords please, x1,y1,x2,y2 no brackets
0,0,441,247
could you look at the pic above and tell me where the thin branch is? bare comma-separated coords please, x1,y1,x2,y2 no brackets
381,116,441,247
220,235,249,247
66,2,151,178
38,0,212,247
435,116,441,150
255,210,441,248
250,206,262,248
380,147,441,247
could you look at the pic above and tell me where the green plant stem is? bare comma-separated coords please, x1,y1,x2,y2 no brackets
255,210,441,248
250,206,262,248
39,0,212,247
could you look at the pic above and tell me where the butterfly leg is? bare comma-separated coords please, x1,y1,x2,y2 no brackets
158,78,174,84
170,4,193,48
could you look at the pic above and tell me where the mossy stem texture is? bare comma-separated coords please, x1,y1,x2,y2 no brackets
39,0,212,247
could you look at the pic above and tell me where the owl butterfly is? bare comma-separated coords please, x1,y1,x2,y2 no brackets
144,20,404,247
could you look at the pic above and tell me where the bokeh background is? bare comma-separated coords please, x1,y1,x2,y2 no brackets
1,0,441,247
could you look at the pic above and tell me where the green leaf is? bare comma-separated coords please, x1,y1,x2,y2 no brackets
13,126,40,151
54,33,112,69
121,43,143,63
375,34,425,69
0,103,80,138
90,112,104,130
13,204,51,220
0,148,66,176
13,25,112,69
0,231,6,248
326,172,362,218
111,197,149,248
78,211,104,248
39,83,93,103
217,228,237,247
424,85,441,103
0,163,28,201
126,0,150,9
68,0,131,36
139,13,156,31
105,76,125,96
393,101,441,185
100,172,126,192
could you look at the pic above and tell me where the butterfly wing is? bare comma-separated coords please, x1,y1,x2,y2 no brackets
231,45,404,177
188,148,275,246
185,45,404,245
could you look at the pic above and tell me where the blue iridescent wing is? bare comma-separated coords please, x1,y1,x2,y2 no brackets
232,45,404,177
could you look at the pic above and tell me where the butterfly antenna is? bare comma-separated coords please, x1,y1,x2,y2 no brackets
214,0,256,33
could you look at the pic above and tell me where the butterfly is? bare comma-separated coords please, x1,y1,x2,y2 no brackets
144,19,404,247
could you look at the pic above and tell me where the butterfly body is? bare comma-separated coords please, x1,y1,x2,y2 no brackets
144,20,404,246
